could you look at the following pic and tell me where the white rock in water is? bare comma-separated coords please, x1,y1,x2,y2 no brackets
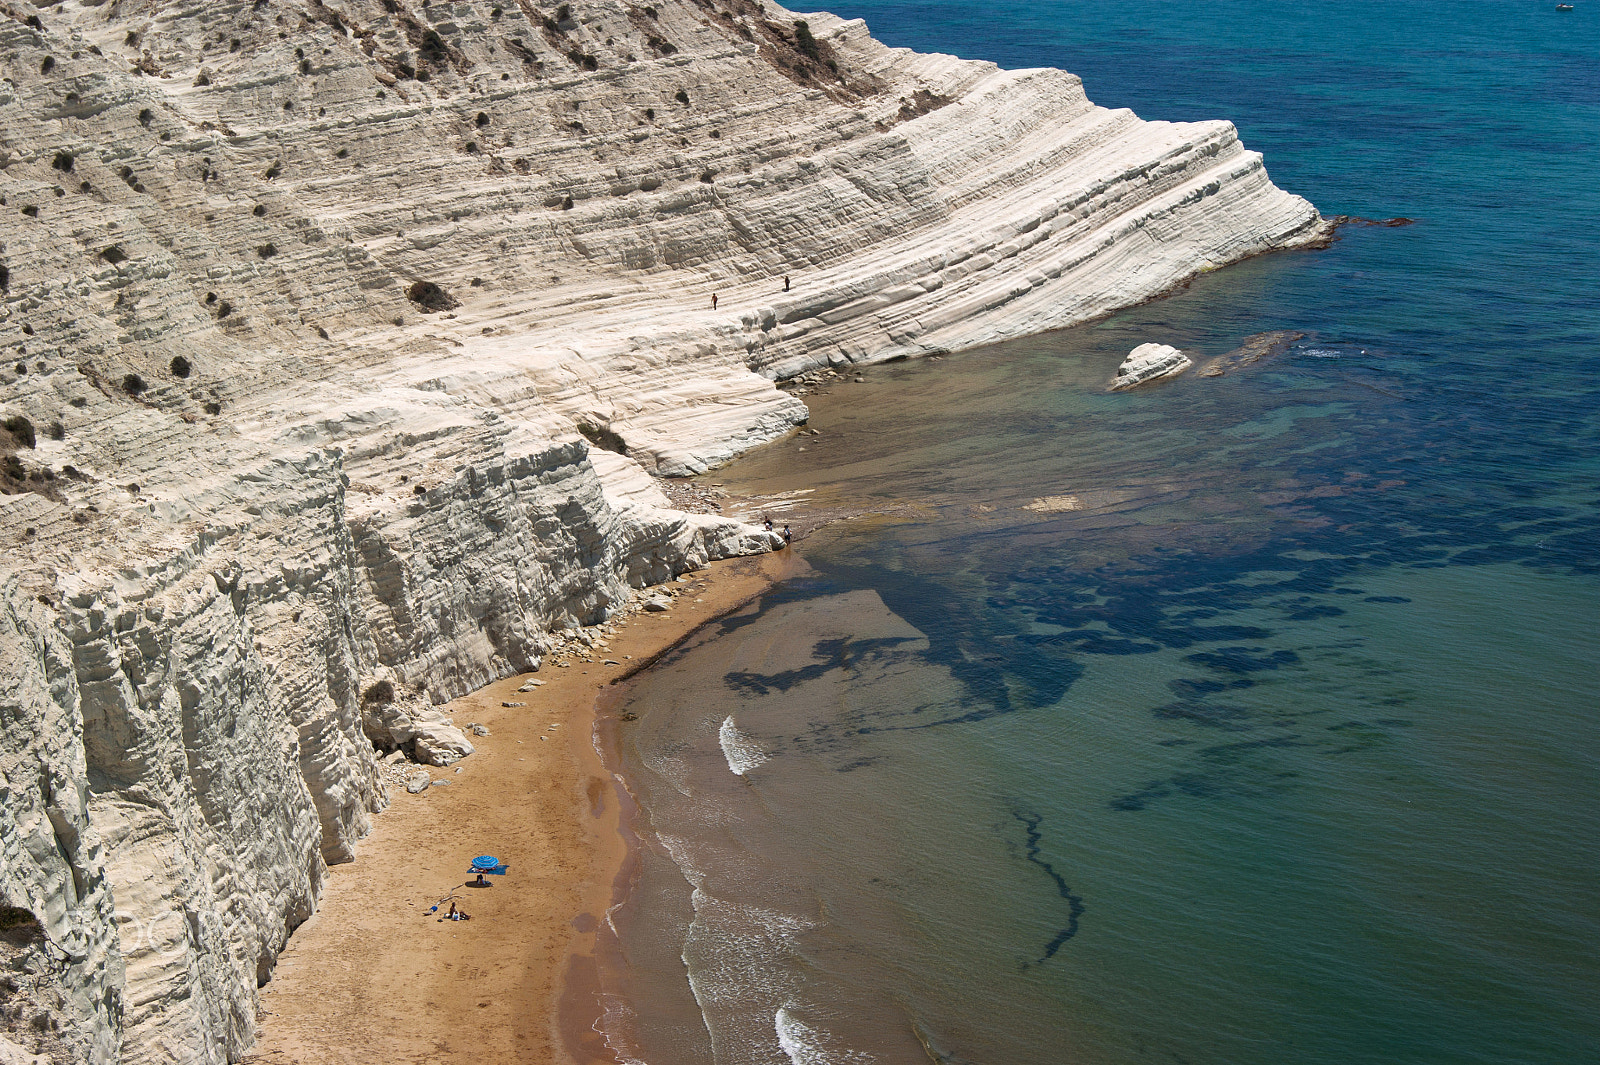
1110,344,1194,391
0,0,1328,1052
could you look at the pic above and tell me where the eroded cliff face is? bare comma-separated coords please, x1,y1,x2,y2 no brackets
0,0,1324,1057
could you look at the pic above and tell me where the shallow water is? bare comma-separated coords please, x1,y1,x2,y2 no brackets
598,3,1600,1062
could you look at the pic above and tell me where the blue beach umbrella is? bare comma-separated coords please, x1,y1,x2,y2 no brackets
470,855,499,871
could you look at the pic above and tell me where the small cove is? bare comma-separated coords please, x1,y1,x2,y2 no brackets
593,3,1600,1062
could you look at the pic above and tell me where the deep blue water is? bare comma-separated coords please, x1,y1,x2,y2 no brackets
603,5,1600,1063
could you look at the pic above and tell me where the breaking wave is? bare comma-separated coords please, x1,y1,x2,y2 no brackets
719,715,770,775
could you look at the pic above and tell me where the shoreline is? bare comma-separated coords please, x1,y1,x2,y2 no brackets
250,548,802,1065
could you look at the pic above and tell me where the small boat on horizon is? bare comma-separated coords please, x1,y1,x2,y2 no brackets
1556,3,1573,9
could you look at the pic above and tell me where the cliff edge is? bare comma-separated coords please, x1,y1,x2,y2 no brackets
0,0,1324,1058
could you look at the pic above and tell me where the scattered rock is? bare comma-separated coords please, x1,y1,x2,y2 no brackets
1109,343,1192,391
361,674,475,765
642,596,671,612
517,680,545,691
471,724,490,736
405,772,431,794
1306,215,1418,248
413,723,475,766
1197,330,1306,377
383,749,406,764
501,700,525,707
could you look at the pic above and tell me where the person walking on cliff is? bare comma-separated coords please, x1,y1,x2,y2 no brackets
783,276,791,292
711,292,718,310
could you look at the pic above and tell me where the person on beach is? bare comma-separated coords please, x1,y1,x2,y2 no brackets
473,872,489,887
711,292,718,310
764,517,773,532
782,524,792,545
783,276,790,292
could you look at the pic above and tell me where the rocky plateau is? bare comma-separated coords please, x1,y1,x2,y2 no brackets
0,0,1326,1057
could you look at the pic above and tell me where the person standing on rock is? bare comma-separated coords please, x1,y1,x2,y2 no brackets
783,276,791,292
711,292,718,310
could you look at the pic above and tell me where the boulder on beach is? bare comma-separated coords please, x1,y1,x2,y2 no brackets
1110,343,1193,391
360,673,476,766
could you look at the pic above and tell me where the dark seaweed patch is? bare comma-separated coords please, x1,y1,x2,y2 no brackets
1152,700,1256,729
810,559,1086,726
1184,647,1300,673
723,636,917,695
1286,603,1346,620
1020,630,1161,655
1167,677,1254,697
1113,737,1309,810
1010,807,1084,966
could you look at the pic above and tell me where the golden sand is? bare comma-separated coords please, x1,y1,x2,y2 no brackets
251,550,797,1064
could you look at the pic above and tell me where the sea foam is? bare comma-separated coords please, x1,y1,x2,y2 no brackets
719,715,770,775
776,1007,876,1065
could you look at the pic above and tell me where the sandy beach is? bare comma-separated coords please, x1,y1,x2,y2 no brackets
248,550,799,1065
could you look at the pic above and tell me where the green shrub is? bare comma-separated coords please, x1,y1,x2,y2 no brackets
793,20,820,60
2,415,36,449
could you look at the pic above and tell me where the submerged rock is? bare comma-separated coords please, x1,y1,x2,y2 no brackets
0,0,1328,1050
1198,331,1307,377
1110,344,1193,391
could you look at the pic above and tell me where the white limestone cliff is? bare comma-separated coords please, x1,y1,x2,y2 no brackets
1110,342,1192,390
0,0,1326,1058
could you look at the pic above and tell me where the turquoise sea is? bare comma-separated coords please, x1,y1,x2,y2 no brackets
597,3,1600,1063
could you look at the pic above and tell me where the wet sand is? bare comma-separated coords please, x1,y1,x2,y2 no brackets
250,550,799,1065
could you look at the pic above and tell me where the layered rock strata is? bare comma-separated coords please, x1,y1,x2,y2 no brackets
0,0,1324,1058
1110,342,1191,390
